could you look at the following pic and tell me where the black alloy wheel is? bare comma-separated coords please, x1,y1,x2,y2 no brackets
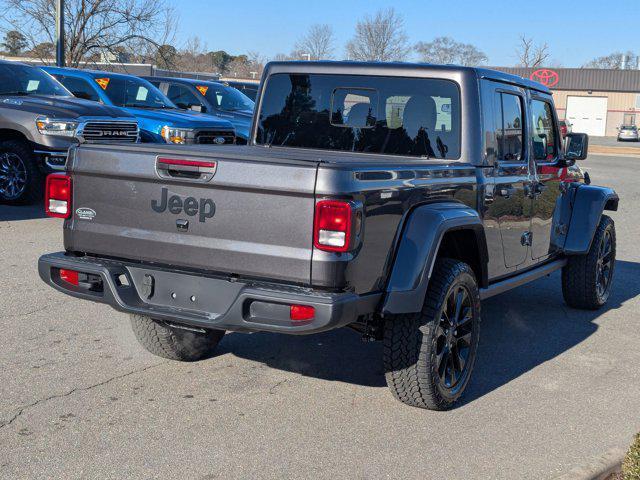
435,284,475,393
596,228,614,301
0,152,28,201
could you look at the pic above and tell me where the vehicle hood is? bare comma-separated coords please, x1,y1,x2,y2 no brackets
125,107,234,129
209,109,253,139
0,95,133,119
225,108,253,118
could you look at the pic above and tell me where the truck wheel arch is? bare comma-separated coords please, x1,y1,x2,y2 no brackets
563,184,619,255
0,128,31,145
382,202,488,315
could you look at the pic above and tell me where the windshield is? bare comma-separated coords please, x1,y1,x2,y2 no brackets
256,73,461,159
0,64,71,97
96,76,175,109
202,84,254,112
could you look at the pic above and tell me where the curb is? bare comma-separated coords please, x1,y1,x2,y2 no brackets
552,447,625,480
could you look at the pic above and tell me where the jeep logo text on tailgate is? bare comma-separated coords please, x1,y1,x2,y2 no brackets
151,188,215,223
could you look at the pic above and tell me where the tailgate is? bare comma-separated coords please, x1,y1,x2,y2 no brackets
65,145,319,285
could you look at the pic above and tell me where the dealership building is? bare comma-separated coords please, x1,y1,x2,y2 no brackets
494,67,640,137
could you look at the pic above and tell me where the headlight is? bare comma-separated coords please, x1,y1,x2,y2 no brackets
161,126,191,144
36,116,78,137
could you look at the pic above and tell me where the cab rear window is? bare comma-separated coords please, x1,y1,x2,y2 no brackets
256,73,461,159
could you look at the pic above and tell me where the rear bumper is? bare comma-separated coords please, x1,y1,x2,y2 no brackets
618,133,639,141
38,252,380,334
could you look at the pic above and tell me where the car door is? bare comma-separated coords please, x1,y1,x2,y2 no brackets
488,84,533,269
55,75,102,103
529,94,563,261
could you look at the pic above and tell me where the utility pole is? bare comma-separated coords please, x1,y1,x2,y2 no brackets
55,0,65,66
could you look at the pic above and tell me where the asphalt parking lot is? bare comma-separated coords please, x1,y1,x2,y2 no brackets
1,153,639,480
591,135,640,149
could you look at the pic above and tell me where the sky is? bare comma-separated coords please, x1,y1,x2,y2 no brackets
176,0,640,67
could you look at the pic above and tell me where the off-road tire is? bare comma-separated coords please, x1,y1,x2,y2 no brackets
0,140,43,205
562,215,616,310
383,258,481,410
129,314,225,361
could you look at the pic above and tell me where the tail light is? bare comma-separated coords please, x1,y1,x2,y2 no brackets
290,304,315,322
314,200,352,252
59,269,79,286
45,174,72,218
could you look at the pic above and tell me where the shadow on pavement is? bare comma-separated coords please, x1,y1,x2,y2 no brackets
0,202,47,221
221,260,640,403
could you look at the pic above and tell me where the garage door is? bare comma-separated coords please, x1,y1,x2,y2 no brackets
566,96,608,137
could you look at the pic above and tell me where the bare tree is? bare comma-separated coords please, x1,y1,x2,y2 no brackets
271,50,309,61
346,8,410,62
415,36,487,66
225,51,264,79
295,24,335,60
0,0,177,67
178,36,210,72
27,41,55,60
583,51,638,69
515,35,550,68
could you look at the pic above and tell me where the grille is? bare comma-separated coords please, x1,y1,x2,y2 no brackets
80,121,139,143
195,130,236,145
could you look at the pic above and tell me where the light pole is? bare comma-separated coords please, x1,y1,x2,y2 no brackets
56,0,65,66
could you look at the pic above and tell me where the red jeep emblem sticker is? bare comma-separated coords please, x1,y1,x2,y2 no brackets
530,69,559,87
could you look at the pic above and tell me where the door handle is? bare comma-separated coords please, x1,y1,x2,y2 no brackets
156,157,217,182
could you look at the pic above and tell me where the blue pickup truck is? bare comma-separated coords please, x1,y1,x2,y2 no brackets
43,67,235,145
144,77,254,143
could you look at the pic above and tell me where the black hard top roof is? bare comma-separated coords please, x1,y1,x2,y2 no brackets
264,61,551,94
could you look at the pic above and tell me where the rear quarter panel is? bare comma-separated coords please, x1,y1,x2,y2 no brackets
313,162,479,294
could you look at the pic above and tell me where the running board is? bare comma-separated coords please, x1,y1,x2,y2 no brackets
479,258,567,300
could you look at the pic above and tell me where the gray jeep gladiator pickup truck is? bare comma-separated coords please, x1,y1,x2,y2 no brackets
38,62,619,410
0,60,138,204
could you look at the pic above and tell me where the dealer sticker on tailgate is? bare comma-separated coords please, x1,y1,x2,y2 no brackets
76,207,96,221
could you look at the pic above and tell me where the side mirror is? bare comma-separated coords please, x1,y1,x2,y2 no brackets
565,132,589,161
189,104,203,113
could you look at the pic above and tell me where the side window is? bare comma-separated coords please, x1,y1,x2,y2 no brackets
385,95,454,132
167,84,202,109
494,92,524,161
57,76,100,102
531,99,558,160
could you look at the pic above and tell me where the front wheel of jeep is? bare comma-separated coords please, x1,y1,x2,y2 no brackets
383,258,481,410
129,314,225,361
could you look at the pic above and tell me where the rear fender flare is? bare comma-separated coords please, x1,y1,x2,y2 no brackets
382,202,487,315
564,184,618,254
